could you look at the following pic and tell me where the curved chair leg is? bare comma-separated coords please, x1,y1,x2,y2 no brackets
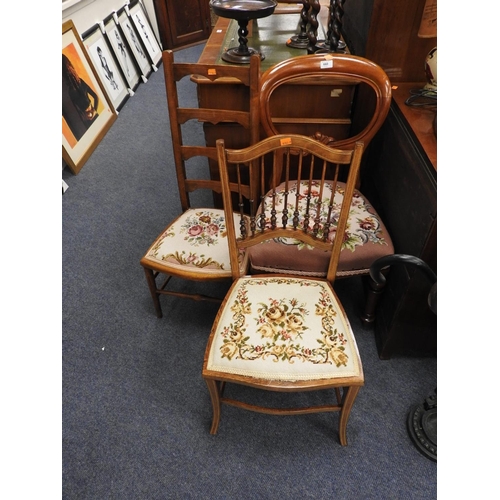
143,267,163,318
338,385,361,446
360,273,387,325
205,379,222,435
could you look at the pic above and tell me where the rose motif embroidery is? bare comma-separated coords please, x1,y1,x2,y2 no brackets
261,181,387,251
181,211,225,247
218,279,349,367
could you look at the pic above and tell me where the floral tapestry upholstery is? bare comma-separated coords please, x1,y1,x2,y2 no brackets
142,208,249,277
249,181,394,276
206,276,363,381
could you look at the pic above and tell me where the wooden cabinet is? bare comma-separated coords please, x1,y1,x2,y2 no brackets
340,0,437,357
153,0,211,50
342,0,437,83
360,84,437,358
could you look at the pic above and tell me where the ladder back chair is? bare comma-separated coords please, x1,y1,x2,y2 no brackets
257,53,394,324
140,50,261,318
202,134,365,445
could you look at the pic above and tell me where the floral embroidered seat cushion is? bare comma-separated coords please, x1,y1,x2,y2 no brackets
205,276,363,382
141,208,249,277
249,180,394,277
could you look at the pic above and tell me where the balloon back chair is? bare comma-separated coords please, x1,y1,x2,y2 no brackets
140,50,261,317
202,134,365,445
257,53,394,324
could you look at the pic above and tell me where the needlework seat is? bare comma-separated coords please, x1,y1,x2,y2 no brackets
141,208,249,276
205,276,363,382
140,50,260,318
249,180,393,277
202,134,365,445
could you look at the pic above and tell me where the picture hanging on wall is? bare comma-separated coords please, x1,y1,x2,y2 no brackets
83,23,130,112
117,6,152,80
129,0,162,67
62,20,117,175
104,12,141,92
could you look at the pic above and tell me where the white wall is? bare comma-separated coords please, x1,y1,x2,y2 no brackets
62,0,160,44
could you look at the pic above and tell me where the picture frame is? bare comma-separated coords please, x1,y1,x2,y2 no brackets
129,0,162,67
62,20,117,175
83,23,130,112
117,6,152,80
104,12,141,92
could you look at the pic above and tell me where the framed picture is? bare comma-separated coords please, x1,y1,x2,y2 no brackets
83,23,129,112
104,13,141,92
62,20,117,175
129,0,162,67
117,6,151,80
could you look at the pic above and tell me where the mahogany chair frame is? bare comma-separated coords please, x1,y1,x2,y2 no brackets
140,50,260,318
202,134,365,445
259,53,392,154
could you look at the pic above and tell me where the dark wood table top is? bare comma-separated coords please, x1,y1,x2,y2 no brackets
391,83,437,171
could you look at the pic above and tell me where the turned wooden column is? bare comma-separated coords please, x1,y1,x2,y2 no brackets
327,0,346,52
306,0,322,53
286,0,311,49
316,0,347,53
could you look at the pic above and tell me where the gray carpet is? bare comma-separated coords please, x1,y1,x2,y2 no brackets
62,43,437,499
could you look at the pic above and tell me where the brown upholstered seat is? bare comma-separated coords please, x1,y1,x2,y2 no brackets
249,180,393,277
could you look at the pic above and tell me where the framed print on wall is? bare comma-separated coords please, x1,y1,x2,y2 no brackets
62,20,117,175
104,12,141,92
83,23,129,112
129,0,162,67
117,7,151,80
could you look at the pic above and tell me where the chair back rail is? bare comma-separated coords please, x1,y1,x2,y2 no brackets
259,53,391,151
162,49,260,210
216,134,364,282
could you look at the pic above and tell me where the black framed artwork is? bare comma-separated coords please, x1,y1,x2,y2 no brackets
117,6,152,80
129,0,162,67
104,12,141,92
83,23,130,112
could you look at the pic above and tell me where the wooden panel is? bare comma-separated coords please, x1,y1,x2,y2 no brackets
366,106,436,257
366,0,436,82
360,100,437,358
267,80,355,139
342,0,437,83
153,0,211,49
341,0,375,57
391,83,437,169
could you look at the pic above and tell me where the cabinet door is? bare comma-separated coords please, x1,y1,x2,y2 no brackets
361,104,437,358
154,0,211,50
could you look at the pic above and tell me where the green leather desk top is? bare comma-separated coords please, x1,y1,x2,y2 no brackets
215,14,328,70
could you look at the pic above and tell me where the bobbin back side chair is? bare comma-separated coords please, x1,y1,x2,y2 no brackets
140,50,261,318
202,134,365,445
256,53,394,324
